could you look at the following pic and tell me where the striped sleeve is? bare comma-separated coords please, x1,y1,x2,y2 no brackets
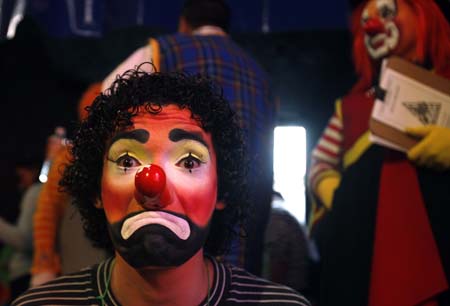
31,146,71,275
308,100,344,191
226,266,311,305
12,268,98,305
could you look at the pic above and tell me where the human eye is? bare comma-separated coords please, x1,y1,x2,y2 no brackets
380,6,394,19
109,152,141,173
378,2,396,20
175,153,203,173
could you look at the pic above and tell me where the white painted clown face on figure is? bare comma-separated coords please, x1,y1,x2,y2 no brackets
101,104,222,268
361,0,417,61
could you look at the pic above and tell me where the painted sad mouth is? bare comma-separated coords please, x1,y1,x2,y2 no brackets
364,21,399,59
121,211,191,240
371,33,387,49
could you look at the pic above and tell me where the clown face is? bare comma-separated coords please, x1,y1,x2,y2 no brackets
361,0,417,61
101,105,220,268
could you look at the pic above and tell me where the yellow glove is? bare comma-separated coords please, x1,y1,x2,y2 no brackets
315,176,341,210
406,125,450,170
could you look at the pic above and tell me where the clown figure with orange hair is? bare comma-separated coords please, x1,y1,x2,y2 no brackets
308,1,450,305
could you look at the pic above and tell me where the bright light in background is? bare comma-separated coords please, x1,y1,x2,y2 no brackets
273,126,307,224
6,0,26,39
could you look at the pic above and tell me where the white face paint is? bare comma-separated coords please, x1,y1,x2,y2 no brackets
362,0,399,60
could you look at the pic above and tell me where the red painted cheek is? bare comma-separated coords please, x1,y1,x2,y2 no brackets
178,178,218,227
101,180,133,223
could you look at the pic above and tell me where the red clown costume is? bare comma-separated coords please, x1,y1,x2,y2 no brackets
308,0,450,305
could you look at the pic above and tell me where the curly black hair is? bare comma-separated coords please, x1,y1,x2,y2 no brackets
60,63,248,256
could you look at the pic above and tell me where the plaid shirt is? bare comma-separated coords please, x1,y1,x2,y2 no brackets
157,34,276,178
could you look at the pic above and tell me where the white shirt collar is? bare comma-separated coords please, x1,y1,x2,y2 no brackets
192,25,227,36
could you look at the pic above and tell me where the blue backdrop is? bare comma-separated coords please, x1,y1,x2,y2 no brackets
1,0,352,39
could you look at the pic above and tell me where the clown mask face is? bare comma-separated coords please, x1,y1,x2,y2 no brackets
100,104,221,268
361,0,417,61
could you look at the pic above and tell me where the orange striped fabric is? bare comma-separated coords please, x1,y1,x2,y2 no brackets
31,146,71,275
308,101,343,191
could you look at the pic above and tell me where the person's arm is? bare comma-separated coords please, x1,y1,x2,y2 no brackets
0,184,41,251
30,147,70,286
102,44,155,92
308,101,344,209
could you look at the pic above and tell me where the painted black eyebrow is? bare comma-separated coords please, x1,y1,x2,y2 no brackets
168,128,209,148
109,129,150,147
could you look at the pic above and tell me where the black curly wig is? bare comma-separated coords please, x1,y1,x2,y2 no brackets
60,63,248,256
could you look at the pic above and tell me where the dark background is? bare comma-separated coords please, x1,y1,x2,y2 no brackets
0,0,357,222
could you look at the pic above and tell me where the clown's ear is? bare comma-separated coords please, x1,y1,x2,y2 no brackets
215,201,226,210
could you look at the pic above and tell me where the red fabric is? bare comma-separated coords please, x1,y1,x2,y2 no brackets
341,93,374,151
368,155,448,306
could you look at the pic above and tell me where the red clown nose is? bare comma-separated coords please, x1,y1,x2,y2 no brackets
363,18,385,36
135,164,166,198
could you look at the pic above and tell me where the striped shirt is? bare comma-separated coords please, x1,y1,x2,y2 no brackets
13,257,310,306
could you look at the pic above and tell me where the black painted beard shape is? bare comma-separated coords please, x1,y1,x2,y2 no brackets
109,211,210,268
